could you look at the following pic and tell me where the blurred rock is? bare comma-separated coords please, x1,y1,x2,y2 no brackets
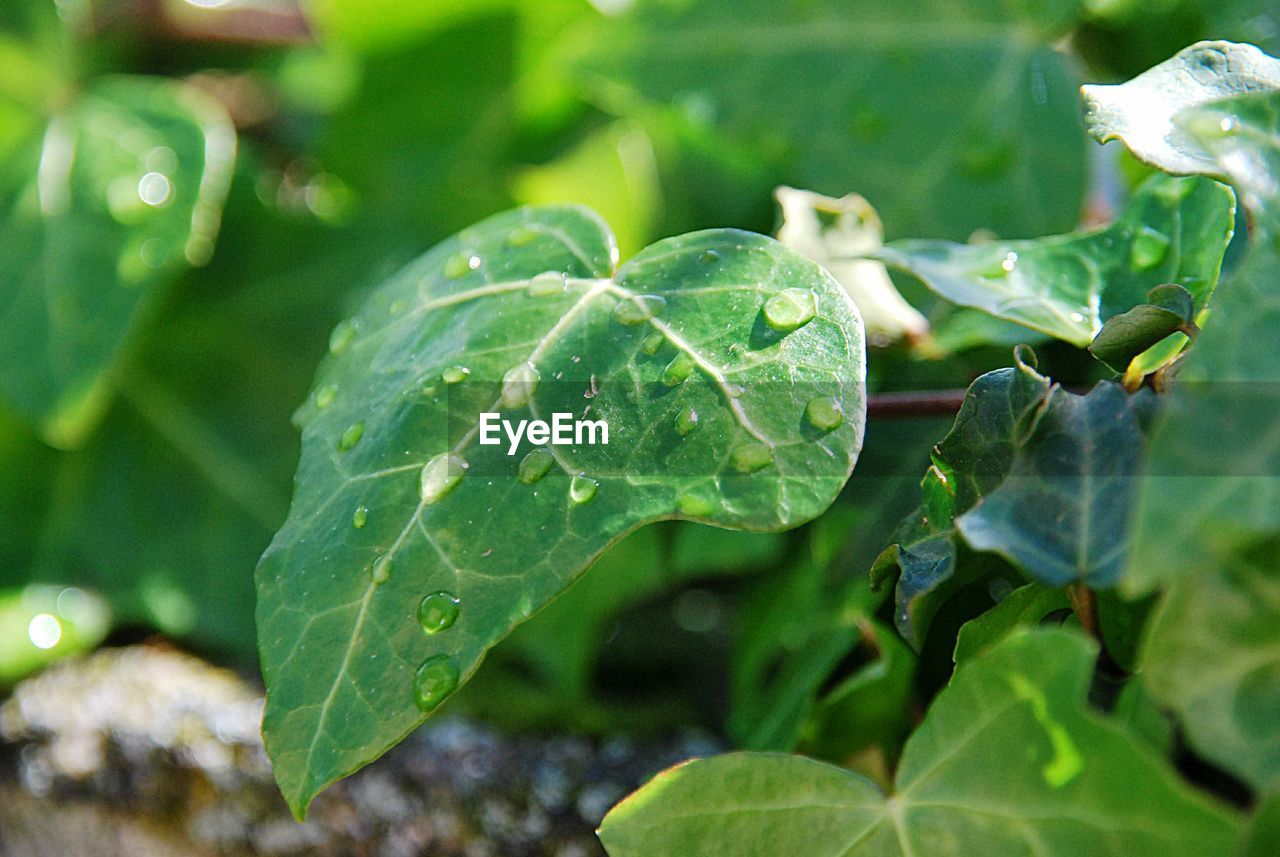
0,645,720,856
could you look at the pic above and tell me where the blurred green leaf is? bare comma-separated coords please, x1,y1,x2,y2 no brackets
572,0,1088,240
599,630,1241,857
257,205,866,818
876,174,1234,346
0,76,234,446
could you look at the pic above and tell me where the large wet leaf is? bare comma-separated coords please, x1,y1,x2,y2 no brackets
257,205,866,817
1082,41,1280,176
875,173,1235,346
956,382,1152,588
1126,90,1280,591
0,76,235,446
598,629,1241,856
572,0,1086,240
1143,546,1280,791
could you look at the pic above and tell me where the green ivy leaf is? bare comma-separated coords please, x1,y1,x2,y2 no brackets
598,629,1241,856
1082,40,1280,176
875,174,1235,346
0,77,235,446
1143,547,1280,791
1088,283,1196,372
1126,90,1280,591
257,205,866,818
571,0,1086,240
956,382,1153,588
873,348,1051,647
952,582,1070,665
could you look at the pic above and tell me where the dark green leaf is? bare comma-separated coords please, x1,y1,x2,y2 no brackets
572,0,1087,240
953,582,1070,665
257,205,866,817
875,174,1235,346
1088,283,1196,372
599,630,1241,856
0,77,235,446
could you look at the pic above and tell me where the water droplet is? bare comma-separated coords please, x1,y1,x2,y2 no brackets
445,252,481,279
506,226,538,246
370,554,393,585
675,407,699,435
1000,251,1018,273
805,397,843,432
699,249,720,264
528,271,567,297
1130,227,1170,270
501,363,540,408
732,443,773,473
338,421,365,452
418,592,460,634
329,319,357,355
611,293,667,326
352,506,368,528
661,353,695,386
676,490,714,517
137,171,172,206
442,365,470,384
316,384,337,409
518,448,556,484
1219,115,1239,134
569,475,598,504
640,333,665,355
1069,311,1085,323
421,453,467,504
413,655,459,711
762,289,817,332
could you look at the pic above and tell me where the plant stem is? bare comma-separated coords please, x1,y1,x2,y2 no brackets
1066,581,1099,640
866,389,969,418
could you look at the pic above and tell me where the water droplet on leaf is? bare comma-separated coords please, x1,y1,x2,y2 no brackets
518,448,555,484
338,421,365,452
316,385,336,409
762,289,817,332
413,655,459,711
501,363,540,408
640,333,665,355
370,554,393,585
329,319,357,355
1000,252,1018,273
569,475,598,504
445,253,481,279
506,226,537,246
676,490,714,517
442,365,470,384
418,592,461,634
805,397,843,431
352,506,368,528
528,271,568,297
699,249,720,264
732,443,773,473
611,293,667,326
1130,227,1170,270
421,453,467,504
675,407,699,435
661,353,695,386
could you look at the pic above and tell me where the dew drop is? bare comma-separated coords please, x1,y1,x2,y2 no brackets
352,505,368,528
762,289,817,332
1130,227,1170,270
569,474,598,504
805,397,843,432
501,363,540,408
675,406,699,436
506,226,538,247
528,271,568,296
329,319,357,355
418,591,461,634
732,443,773,473
1000,251,1018,273
370,554,393,585
421,453,467,505
338,421,365,452
676,490,714,517
316,384,337,409
413,655,460,711
445,252,481,279
699,249,720,264
611,293,667,326
518,448,556,484
640,333,665,355
442,365,470,384
661,353,695,386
